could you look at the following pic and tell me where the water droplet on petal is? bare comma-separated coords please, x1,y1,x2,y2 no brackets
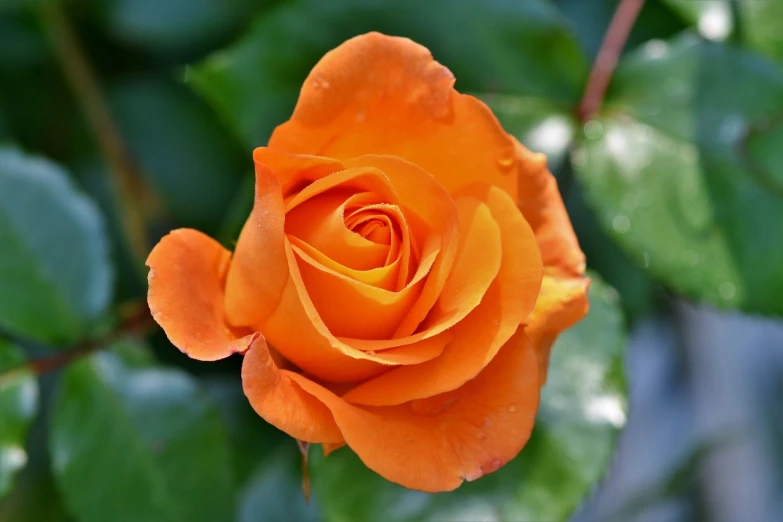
508,405,517,413
310,78,330,90
496,156,516,172
367,350,376,356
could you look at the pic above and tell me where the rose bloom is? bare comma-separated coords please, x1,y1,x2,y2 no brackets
147,33,588,492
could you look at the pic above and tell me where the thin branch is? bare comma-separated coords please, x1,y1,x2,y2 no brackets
37,1,151,261
297,440,312,504
578,0,647,121
1,304,155,380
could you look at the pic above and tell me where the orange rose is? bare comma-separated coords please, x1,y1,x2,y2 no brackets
147,33,588,492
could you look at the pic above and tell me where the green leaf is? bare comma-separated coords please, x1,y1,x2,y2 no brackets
97,0,261,57
0,14,48,70
50,352,236,522
200,377,316,522
573,34,783,315
309,273,627,522
667,0,783,62
0,0,42,13
556,0,687,60
0,340,38,501
740,0,783,63
237,447,320,522
661,0,735,41
0,147,112,344
0,357,72,522
190,0,588,147
567,183,658,323
216,173,254,248
108,76,247,233
202,376,285,485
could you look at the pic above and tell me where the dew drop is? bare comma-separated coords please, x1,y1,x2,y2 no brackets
508,405,516,413
311,78,330,90
496,156,516,172
612,215,631,233
367,350,376,356
643,39,668,60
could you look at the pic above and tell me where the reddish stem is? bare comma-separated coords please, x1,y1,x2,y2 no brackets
297,440,312,504
578,0,647,121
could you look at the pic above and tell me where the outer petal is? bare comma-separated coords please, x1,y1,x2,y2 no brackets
147,229,255,361
525,273,590,379
512,137,584,276
242,335,344,444
291,330,540,492
343,187,541,406
224,151,296,327
511,138,589,380
261,241,450,382
269,32,519,203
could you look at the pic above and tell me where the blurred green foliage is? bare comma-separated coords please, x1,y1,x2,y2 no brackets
0,148,112,344
0,0,782,521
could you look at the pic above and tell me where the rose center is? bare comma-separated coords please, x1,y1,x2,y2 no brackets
355,218,391,244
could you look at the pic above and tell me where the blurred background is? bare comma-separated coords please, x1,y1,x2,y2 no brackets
1,0,782,521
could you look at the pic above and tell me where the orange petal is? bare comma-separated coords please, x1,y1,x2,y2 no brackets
526,272,590,380
147,229,255,361
254,147,344,197
260,241,447,383
227,148,444,382
290,235,399,291
342,155,460,337
291,242,427,339
242,335,344,443
450,183,544,341
224,152,291,328
415,195,502,334
269,32,518,202
509,140,588,383
286,189,390,272
290,330,540,492
343,187,541,406
512,137,585,277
